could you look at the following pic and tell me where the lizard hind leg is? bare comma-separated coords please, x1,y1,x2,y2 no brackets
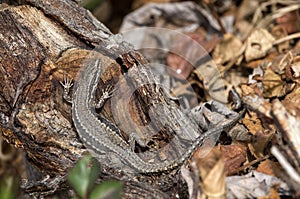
128,132,149,152
93,150,134,173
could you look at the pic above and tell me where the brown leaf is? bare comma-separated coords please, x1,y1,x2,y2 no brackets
248,130,273,158
167,33,219,79
272,99,300,159
269,187,281,199
242,111,265,135
245,29,275,62
286,54,300,83
262,67,286,98
132,0,174,9
271,25,290,53
276,10,300,34
257,159,283,177
195,148,226,199
282,84,300,116
212,33,243,65
226,171,289,198
220,144,247,176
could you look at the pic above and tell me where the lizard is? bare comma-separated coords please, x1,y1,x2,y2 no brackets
62,56,246,174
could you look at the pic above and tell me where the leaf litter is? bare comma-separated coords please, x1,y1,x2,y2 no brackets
119,0,300,198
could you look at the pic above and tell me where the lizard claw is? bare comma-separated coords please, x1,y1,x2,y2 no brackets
102,84,115,99
60,74,73,103
96,84,115,109
60,74,73,91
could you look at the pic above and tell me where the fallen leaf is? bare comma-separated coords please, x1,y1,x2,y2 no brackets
271,100,300,159
195,147,226,199
282,84,300,116
167,33,219,79
286,54,300,83
245,29,275,62
132,0,174,9
220,144,247,176
226,171,290,199
262,67,286,98
242,111,264,135
212,33,243,65
271,25,290,53
276,10,300,34
248,130,274,158
257,159,282,177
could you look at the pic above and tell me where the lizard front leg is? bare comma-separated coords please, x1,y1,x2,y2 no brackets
60,74,115,109
94,85,143,152
95,84,114,109
60,74,73,103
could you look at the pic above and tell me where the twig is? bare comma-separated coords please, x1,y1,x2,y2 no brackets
271,146,300,184
226,154,270,176
252,0,300,26
256,4,300,28
273,32,300,45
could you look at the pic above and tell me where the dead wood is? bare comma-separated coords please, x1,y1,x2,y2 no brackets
0,1,186,198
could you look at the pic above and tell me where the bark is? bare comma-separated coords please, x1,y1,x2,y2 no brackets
0,0,187,198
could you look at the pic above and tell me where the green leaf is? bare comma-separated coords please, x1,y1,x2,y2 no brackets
0,174,19,199
67,155,100,198
90,181,123,199
81,0,105,11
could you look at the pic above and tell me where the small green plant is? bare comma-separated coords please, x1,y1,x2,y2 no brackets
68,155,122,199
0,174,19,199
81,0,106,11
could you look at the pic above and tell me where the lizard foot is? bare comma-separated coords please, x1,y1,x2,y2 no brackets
95,84,115,109
60,74,73,103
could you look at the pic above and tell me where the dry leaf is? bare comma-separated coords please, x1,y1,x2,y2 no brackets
193,59,228,103
276,10,300,34
269,187,281,199
242,111,264,135
226,171,289,199
286,55,300,83
220,144,247,176
195,148,226,199
212,33,243,65
132,0,175,9
228,124,252,142
248,130,273,158
272,100,300,158
282,84,300,115
167,33,218,79
245,29,275,62
257,159,283,177
271,25,290,53
240,83,262,97
120,1,220,32
262,67,286,98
